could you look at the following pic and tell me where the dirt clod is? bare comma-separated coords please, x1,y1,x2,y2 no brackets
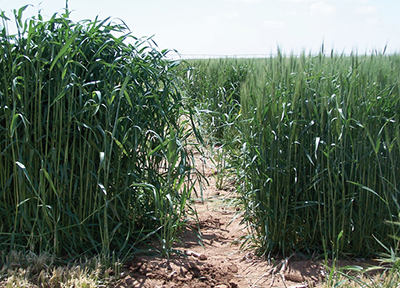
199,254,207,260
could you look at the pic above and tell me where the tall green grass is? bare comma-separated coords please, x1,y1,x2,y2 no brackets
182,52,400,257
0,6,194,258
181,58,249,143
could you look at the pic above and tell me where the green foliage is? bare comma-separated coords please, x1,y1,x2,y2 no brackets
183,52,400,258
0,6,194,258
180,58,248,143
239,52,400,257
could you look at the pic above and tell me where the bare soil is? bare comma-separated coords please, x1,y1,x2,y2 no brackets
113,149,365,288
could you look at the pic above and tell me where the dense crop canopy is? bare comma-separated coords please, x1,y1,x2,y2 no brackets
182,52,400,257
0,6,194,257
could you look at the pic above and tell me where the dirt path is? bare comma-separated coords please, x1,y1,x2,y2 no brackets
115,149,326,288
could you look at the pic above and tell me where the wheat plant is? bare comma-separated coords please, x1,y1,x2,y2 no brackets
0,5,194,258
182,51,400,258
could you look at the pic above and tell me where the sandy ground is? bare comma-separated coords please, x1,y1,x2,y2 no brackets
113,148,338,288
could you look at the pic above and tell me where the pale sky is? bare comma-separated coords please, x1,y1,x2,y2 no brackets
1,0,399,57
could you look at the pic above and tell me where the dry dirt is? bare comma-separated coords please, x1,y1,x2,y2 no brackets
113,149,344,288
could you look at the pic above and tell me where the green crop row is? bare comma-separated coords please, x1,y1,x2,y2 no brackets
0,6,194,258
182,52,400,257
